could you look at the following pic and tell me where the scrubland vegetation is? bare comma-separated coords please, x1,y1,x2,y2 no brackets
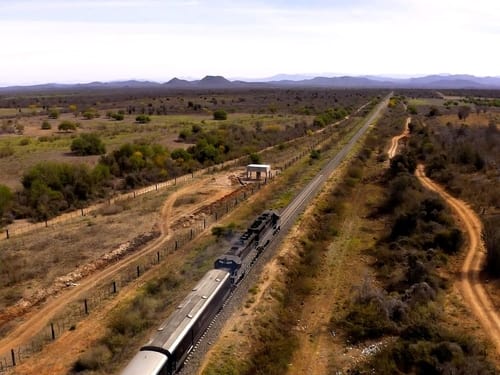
0,88,381,225
334,100,496,374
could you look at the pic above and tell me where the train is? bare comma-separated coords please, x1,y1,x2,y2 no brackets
121,210,281,375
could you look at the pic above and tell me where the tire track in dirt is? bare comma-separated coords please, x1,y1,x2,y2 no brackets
387,116,410,159
0,176,227,358
415,164,500,354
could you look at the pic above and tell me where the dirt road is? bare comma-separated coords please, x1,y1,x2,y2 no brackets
387,116,410,159
0,174,235,359
415,165,500,354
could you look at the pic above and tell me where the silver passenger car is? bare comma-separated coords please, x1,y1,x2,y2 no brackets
121,269,231,375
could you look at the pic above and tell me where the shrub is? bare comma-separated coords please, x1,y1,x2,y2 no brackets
213,109,227,120
48,109,59,119
58,120,77,132
71,133,106,156
0,184,13,219
249,152,261,164
41,121,51,130
19,138,30,146
484,216,500,277
135,114,151,123
310,149,321,160
0,145,14,158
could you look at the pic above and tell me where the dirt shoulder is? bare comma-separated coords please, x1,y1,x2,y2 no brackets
415,164,500,355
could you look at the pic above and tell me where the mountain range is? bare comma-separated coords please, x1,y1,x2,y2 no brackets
1,74,500,92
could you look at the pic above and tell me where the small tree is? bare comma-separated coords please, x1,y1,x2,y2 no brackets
58,120,77,132
484,216,500,277
71,133,106,156
0,184,13,220
135,114,151,124
458,106,471,121
213,110,227,120
249,153,261,164
48,109,60,119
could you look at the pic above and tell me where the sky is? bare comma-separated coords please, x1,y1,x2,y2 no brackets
0,0,499,86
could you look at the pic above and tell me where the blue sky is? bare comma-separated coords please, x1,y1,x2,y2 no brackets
0,0,499,85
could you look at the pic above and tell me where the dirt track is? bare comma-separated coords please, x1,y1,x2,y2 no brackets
0,174,236,361
415,165,500,355
387,116,410,159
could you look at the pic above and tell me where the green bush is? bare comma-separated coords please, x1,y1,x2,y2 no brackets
58,120,77,132
71,133,106,156
213,109,227,120
135,114,151,123
41,121,51,130
484,216,500,277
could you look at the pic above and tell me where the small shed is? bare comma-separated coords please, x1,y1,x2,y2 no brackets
246,164,271,180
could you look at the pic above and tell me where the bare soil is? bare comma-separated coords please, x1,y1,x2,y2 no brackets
387,117,410,159
415,164,500,356
0,168,242,362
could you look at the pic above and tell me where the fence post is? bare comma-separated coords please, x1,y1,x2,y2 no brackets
45,220,48,227
84,299,88,315
157,251,160,264
136,266,140,278
11,349,15,367
81,208,84,216
174,177,177,185
203,218,206,229
5,229,9,239
112,281,117,294
133,191,136,198
190,229,193,240
175,240,178,250
51,323,55,340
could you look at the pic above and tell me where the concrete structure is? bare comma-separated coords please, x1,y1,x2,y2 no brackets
246,164,271,180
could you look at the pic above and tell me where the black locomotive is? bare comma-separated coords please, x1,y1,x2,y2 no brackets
121,210,280,375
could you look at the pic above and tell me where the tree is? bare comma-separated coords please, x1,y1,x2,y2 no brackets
58,120,77,132
213,110,227,120
135,114,151,124
428,106,440,117
0,184,13,220
71,134,106,156
458,106,471,121
48,109,60,119
249,152,261,164
484,216,500,277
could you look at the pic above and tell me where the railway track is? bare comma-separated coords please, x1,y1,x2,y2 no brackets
179,93,392,375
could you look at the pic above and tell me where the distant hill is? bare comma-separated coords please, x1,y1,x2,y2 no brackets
1,74,500,92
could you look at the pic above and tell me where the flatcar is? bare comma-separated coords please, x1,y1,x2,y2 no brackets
121,269,231,375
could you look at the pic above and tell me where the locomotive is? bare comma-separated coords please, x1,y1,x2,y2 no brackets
121,210,280,375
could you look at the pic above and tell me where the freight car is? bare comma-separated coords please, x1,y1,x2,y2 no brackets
121,210,280,375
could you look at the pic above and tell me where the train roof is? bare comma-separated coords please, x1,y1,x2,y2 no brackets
120,349,167,375
144,269,230,355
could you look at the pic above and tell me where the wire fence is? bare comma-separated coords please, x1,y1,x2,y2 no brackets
0,123,327,241
0,113,350,371
0,145,319,371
